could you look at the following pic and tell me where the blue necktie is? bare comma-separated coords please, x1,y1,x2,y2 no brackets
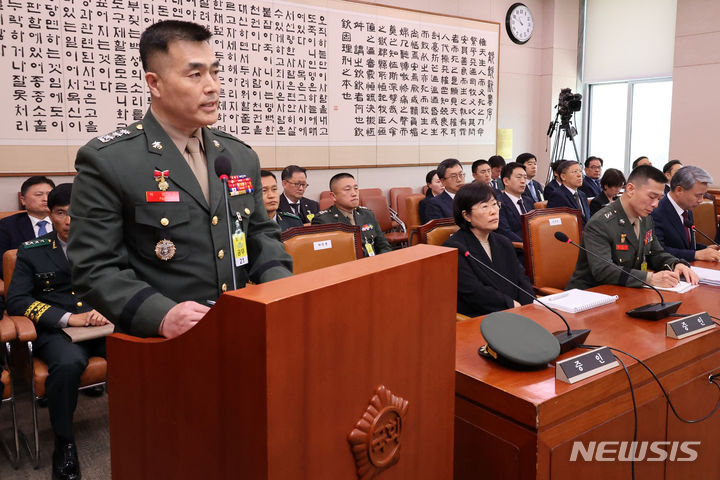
528,182,538,202
37,220,48,236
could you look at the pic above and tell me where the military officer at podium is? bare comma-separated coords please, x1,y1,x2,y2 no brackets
312,173,392,257
7,184,110,480
68,20,293,340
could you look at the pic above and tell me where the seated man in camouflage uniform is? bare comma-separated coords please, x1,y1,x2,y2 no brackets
7,183,110,480
312,173,392,257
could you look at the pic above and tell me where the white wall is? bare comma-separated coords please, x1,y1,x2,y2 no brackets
669,0,720,182
0,0,579,209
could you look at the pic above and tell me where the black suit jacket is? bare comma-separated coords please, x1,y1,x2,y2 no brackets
0,211,37,279
579,176,602,198
589,192,612,217
278,194,319,224
547,186,591,225
543,179,561,201
6,231,92,347
650,195,705,262
522,179,544,203
497,192,535,242
422,191,454,223
443,229,534,317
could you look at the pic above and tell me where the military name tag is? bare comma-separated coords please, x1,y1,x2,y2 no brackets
146,191,180,202
616,244,628,251
666,312,715,339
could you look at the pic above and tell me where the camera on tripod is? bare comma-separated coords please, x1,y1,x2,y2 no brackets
557,88,582,120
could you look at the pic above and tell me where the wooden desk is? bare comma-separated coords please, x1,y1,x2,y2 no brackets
454,279,720,479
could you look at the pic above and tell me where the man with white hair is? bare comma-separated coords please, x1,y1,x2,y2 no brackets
651,165,720,262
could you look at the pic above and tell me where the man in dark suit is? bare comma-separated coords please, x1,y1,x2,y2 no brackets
0,175,55,279
651,166,720,262
543,161,564,200
6,184,110,480
261,170,303,232
662,159,682,195
488,155,505,191
547,160,591,225
579,156,603,198
517,153,544,203
422,158,466,223
497,162,535,242
278,165,319,223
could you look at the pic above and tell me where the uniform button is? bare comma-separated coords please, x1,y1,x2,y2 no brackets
136,124,143,130
160,217,169,226
212,216,219,226
71,291,75,295
221,283,228,292
218,249,225,259
244,208,251,215
76,301,83,307
45,280,50,285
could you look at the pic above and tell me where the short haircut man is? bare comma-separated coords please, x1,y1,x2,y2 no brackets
261,170,302,231
471,159,492,185
278,164,319,222
662,159,683,194
580,156,603,197
312,173,391,257
488,155,506,190
497,163,535,242
567,164,697,290
517,153,543,202
0,175,57,278
632,156,651,169
652,166,720,262
69,20,293,340
7,183,110,479
423,159,465,222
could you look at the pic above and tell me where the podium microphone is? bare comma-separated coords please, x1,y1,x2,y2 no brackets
214,155,238,291
683,217,720,249
463,251,590,353
554,232,681,320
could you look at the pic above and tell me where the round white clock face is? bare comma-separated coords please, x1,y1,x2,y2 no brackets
507,3,534,44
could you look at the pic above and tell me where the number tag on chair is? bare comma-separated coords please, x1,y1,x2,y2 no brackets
549,218,562,226
313,240,332,251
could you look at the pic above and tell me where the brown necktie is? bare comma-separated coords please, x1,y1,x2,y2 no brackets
186,136,209,204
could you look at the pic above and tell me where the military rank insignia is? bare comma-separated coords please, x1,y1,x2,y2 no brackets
155,239,176,261
154,169,170,191
227,175,253,196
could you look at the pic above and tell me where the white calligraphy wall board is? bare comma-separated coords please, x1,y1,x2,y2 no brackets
0,0,499,174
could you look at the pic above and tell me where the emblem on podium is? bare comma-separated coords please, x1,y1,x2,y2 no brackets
347,385,408,479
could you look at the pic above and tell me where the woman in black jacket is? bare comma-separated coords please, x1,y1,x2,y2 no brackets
443,183,534,317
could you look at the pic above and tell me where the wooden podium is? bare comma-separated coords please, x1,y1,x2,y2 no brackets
107,244,457,479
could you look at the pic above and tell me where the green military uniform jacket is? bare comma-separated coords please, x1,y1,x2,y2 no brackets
311,205,392,257
567,199,685,290
68,109,293,337
275,211,303,232
6,232,91,331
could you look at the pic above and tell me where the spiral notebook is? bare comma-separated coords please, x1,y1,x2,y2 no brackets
534,289,619,314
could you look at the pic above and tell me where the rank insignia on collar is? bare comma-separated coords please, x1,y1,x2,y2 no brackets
212,140,221,148
152,141,163,150
154,169,170,191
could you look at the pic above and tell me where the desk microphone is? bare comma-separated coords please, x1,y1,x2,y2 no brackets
554,232,681,320
214,155,238,291
463,251,590,353
683,217,720,249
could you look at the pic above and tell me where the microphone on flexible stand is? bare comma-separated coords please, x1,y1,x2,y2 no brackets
683,217,720,249
463,250,590,353
214,155,238,291
554,231,681,320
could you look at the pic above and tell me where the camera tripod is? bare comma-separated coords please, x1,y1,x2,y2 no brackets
546,110,581,184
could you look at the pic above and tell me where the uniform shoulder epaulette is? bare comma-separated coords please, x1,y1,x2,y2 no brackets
208,127,254,150
280,211,301,220
89,122,144,150
22,238,52,249
357,206,370,210
599,208,617,222
316,209,330,216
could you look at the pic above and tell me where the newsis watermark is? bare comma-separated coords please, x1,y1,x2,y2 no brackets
570,441,700,462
